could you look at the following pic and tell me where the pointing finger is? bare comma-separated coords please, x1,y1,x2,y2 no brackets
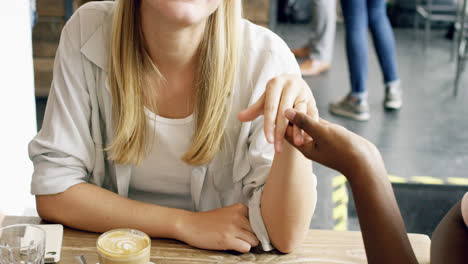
264,78,284,144
238,93,265,122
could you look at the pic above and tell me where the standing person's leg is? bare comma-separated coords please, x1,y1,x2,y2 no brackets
342,0,368,96
367,0,402,110
329,0,370,121
292,0,336,76
308,0,336,63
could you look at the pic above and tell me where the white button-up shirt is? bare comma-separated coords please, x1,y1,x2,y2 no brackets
28,1,317,251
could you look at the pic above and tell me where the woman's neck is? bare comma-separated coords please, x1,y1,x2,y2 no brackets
140,3,206,77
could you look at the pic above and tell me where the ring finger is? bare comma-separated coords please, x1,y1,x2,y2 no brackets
275,80,297,152
293,101,307,146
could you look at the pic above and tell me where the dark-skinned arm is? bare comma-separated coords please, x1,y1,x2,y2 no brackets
431,200,468,264
284,109,418,264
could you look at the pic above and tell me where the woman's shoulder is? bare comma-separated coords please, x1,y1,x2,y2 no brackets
241,19,291,55
62,1,114,48
238,19,299,78
234,20,299,108
239,19,298,74
76,1,114,13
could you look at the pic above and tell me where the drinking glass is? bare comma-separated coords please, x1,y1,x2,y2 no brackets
0,224,46,264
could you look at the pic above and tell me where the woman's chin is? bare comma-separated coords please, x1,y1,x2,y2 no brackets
141,0,219,27
165,10,212,27
171,16,203,27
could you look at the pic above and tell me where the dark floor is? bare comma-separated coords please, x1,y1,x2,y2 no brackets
35,23,468,234
279,23,468,178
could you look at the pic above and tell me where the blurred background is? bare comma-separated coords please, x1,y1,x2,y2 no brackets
2,0,468,238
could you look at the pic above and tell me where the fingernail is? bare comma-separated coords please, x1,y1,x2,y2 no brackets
267,129,274,143
285,109,296,120
295,133,302,145
275,141,283,153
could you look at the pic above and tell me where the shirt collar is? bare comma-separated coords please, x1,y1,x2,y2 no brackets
80,11,113,73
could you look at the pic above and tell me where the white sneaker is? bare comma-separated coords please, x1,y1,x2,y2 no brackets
329,94,370,121
384,84,402,110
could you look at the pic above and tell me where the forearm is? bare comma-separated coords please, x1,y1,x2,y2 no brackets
431,201,468,264
347,165,418,264
261,142,315,253
36,183,188,239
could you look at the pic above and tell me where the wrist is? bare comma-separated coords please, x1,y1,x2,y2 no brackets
345,159,387,188
171,210,194,242
342,143,386,182
279,140,306,161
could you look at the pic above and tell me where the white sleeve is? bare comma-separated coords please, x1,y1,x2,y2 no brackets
242,113,275,251
28,20,95,195
242,38,315,251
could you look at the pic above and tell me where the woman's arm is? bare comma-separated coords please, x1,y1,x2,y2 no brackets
238,75,318,253
431,201,468,264
261,142,315,253
37,183,259,253
284,110,419,264
36,183,183,237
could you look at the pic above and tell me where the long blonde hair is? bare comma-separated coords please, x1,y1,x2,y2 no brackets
107,0,241,166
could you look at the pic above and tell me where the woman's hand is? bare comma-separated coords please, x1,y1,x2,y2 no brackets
178,203,259,253
238,74,318,153
284,109,384,178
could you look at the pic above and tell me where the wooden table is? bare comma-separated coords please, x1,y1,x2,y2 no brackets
2,216,431,264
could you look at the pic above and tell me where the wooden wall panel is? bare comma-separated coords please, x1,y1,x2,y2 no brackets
33,18,63,57
243,0,270,26
34,58,54,97
36,0,64,17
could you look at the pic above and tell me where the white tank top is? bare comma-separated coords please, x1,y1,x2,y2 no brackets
128,108,195,211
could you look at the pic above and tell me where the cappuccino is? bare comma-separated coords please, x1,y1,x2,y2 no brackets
97,229,150,264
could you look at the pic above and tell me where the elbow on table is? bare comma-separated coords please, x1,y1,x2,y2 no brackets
271,231,307,254
35,194,62,223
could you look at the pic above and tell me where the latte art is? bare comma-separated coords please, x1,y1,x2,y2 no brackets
97,229,150,264
99,231,148,255
118,240,137,251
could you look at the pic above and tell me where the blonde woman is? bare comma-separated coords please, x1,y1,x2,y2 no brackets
29,0,318,253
